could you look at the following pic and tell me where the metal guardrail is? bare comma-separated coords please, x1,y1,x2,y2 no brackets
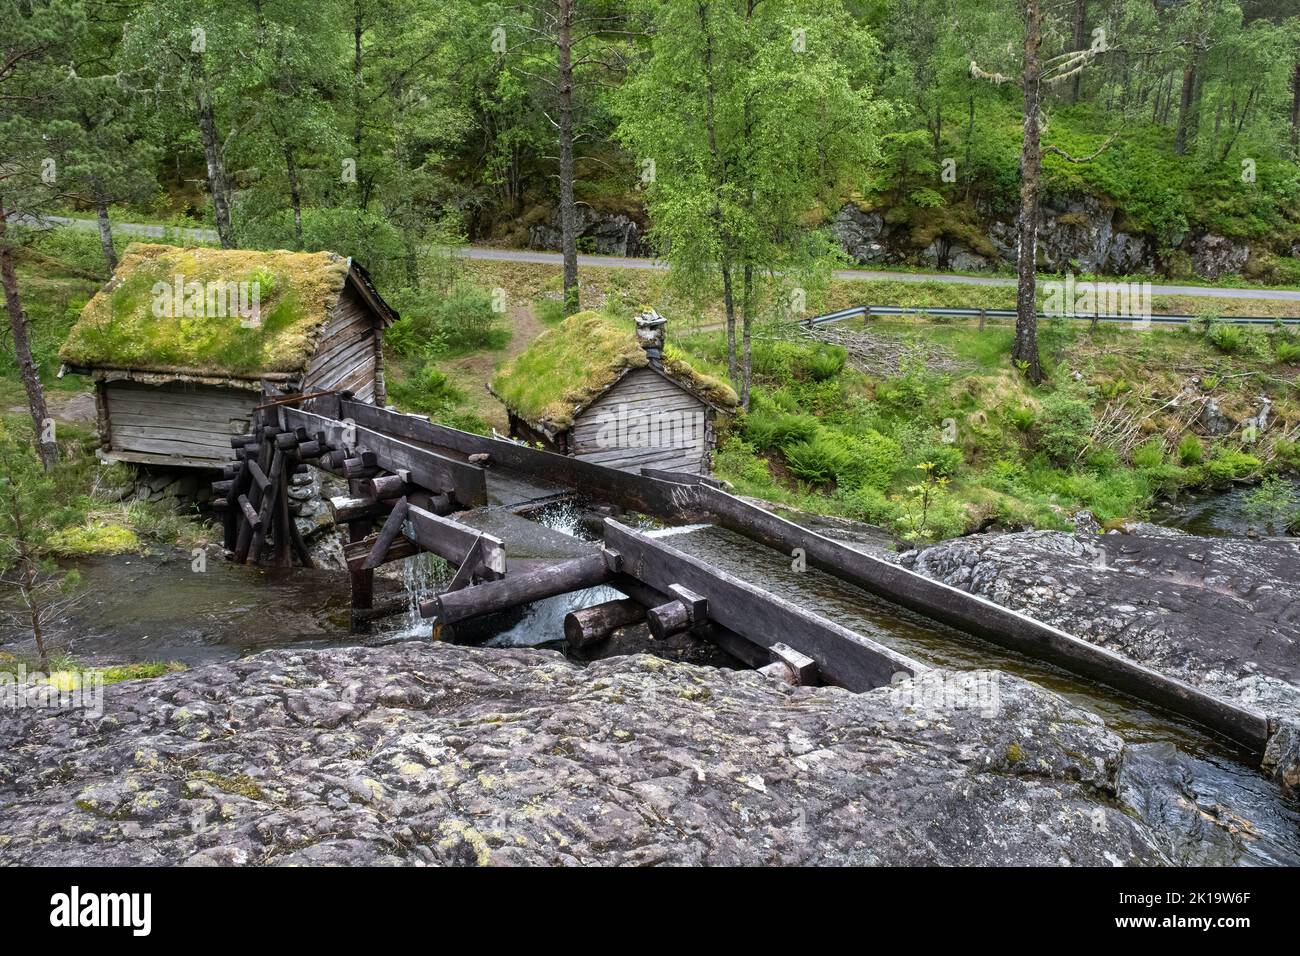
804,304,1300,328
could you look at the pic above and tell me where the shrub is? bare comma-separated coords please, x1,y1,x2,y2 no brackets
834,429,904,492
1275,439,1300,470
1274,339,1300,365
1007,406,1036,432
742,409,819,450
1207,322,1243,354
1177,434,1204,465
782,432,853,485
388,281,506,356
712,436,774,491
1243,475,1299,532
1132,438,1165,470
387,362,465,418
1203,447,1261,483
802,345,847,381
1035,390,1094,465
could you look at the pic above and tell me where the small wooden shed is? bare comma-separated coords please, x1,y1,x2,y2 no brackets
491,309,737,475
59,243,398,468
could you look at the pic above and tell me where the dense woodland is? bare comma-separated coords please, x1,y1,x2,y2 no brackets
2,0,1299,468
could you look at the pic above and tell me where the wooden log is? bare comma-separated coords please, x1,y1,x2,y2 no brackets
295,440,324,459
647,601,690,639
248,459,269,492
284,404,489,508
327,494,390,524
212,479,234,495
351,596,414,624
361,497,409,570
421,552,611,624
692,484,1271,754
364,474,410,499
342,457,381,479
250,448,286,561
287,511,315,568
404,504,506,572
564,598,647,649
348,518,374,632
344,533,418,570
237,494,260,531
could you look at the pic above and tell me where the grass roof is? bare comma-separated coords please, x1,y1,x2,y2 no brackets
59,244,353,377
491,310,738,431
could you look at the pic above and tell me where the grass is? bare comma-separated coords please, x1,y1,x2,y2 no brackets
680,314,1300,542
0,651,185,685
59,243,352,375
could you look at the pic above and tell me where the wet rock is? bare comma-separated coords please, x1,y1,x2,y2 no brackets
0,642,1167,866
1199,397,1233,436
1262,719,1300,795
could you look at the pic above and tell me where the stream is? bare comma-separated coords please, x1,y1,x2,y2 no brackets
1149,475,1300,537
4,495,1298,866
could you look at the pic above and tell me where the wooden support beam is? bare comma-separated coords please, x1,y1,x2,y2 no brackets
237,495,260,531
421,552,611,624
404,503,506,572
348,518,374,632
602,519,920,692
327,495,390,524
344,533,418,570
361,497,409,570
283,405,488,508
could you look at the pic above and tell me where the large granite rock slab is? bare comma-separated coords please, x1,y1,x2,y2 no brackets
0,642,1165,866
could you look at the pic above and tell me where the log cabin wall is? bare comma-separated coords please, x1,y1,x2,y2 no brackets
101,380,257,467
303,283,381,403
569,367,712,474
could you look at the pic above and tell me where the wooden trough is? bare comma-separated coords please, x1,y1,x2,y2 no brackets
214,398,1278,762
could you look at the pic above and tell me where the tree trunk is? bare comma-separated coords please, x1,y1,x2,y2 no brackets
699,3,736,381
284,142,303,248
1012,0,1044,384
94,199,117,274
556,0,580,315
1290,62,1300,156
740,263,753,409
195,79,234,248
0,205,58,470
352,3,364,187
1069,0,1087,105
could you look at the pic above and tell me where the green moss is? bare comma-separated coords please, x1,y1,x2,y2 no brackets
59,243,352,376
188,771,267,801
47,521,140,556
1005,743,1024,764
491,310,737,429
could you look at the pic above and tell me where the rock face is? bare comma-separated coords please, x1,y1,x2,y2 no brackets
528,207,647,258
0,642,1167,866
900,529,1300,790
828,196,1260,281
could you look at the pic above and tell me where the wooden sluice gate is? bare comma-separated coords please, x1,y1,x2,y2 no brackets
214,393,1277,758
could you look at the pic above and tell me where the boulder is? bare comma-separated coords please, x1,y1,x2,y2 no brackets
528,207,647,257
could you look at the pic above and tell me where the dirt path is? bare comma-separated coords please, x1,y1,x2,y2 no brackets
440,303,547,431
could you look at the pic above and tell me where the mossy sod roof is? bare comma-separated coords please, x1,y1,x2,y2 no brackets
491,310,738,431
59,243,355,377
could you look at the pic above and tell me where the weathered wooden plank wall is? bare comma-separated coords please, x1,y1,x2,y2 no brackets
303,284,379,403
570,367,710,474
104,381,254,465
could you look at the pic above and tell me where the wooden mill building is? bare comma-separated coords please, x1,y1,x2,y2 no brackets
491,309,737,474
59,243,398,468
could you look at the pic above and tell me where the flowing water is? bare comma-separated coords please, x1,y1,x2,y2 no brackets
1149,476,1300,537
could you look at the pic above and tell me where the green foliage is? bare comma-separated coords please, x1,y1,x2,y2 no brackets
1132,439,1166,470
1202,447,1262,483
387,281,507,358
1177,434,1205,466
1034,390,1094,466
741,408,819,450
1274,339,1300,365
782,432,852,486
1207,322,1244,354
803,345,848,382
1243,475,1299,533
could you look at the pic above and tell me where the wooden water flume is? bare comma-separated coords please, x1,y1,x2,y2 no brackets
213,388,1280,764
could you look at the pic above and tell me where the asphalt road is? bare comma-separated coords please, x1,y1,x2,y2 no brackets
33,214,1300,303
